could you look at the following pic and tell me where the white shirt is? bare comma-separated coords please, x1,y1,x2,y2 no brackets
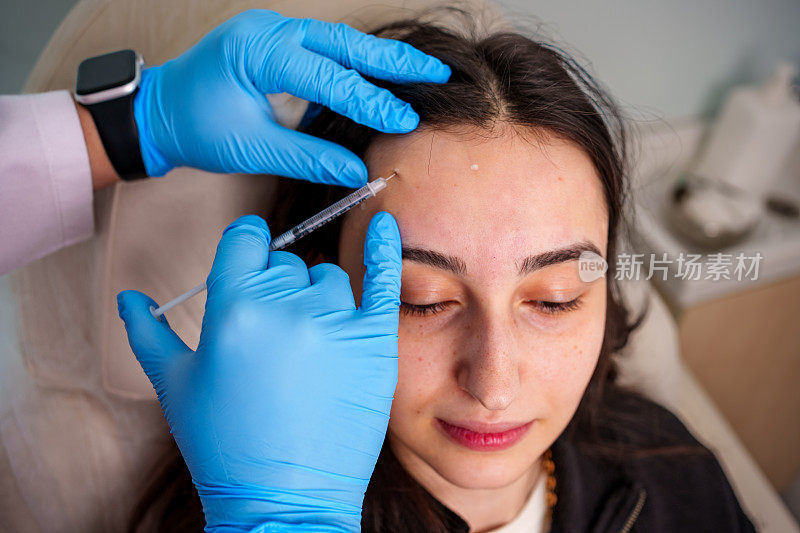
485,471,549,533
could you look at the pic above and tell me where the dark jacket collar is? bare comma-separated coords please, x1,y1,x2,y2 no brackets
549,434,647,533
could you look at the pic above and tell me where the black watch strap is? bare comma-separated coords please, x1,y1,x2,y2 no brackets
85,93,147,180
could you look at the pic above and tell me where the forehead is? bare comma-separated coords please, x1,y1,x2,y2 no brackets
346,127,609,275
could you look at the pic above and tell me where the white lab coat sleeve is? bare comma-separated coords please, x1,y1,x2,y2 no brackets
0,90,93,276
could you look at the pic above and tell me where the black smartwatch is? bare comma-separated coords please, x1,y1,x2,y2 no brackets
75,49,148,180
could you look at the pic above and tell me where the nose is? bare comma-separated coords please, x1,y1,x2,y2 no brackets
456,313,521,411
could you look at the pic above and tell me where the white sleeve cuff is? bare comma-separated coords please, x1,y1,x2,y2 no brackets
0,91,93,274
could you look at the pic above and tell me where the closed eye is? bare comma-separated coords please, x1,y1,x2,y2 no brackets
400,301,453,317
528,298,582,314
400,298,582,317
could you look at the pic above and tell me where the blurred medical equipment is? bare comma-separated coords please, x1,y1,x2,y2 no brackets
151,171,396,317
629,114,800,532
669,62,800,249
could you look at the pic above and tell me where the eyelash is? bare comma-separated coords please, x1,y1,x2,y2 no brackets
399,298,583,317
533,298,583,314
400,301,453,317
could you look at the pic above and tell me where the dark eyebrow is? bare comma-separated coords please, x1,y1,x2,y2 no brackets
401,241,602,277
401,247,467,276
518,241,602,276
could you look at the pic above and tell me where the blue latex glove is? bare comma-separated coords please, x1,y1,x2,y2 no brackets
117,212,402,532
133,9,450,185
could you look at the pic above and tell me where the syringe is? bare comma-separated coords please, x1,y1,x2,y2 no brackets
150,171,397,318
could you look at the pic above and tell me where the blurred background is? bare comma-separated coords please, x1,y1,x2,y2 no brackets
4,0,800,116
1,0,799,530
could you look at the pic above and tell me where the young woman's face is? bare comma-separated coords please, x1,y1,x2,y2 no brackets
338,126,609,492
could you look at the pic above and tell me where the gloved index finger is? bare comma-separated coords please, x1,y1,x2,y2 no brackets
299,18,451,84
276,48,419,134
207,215,272,285
260,123,368,187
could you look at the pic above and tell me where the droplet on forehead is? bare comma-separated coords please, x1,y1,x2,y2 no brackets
470,164,479,171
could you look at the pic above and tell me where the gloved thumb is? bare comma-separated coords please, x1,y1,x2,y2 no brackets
359,211,402,314
207,215,272,286
117,290,192,390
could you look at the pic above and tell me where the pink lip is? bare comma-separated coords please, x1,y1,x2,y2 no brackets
436,418,534,451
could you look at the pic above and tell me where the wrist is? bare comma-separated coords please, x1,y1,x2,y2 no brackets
196,483,363,533
74,98,120,189
133,66,173,177
245,522,352,533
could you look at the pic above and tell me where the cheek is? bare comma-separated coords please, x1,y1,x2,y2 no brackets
523,296,607,416
392,320,455,414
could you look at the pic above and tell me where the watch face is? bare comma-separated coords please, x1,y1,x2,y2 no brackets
76,49,138,96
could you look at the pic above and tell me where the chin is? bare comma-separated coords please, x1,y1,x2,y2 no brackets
431,449,535,489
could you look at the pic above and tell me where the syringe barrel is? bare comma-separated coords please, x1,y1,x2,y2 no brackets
268,232,293,251
286,181,381,239
267,177,387,251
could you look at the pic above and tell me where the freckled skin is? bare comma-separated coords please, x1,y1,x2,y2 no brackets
337,125,609,530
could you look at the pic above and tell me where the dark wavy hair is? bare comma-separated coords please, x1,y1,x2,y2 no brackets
129,10,701,532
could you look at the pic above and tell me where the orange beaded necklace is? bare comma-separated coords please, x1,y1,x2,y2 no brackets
543,448,557,524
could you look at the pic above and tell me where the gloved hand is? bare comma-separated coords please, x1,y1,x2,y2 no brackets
134,9,450,185
117,212,402,532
